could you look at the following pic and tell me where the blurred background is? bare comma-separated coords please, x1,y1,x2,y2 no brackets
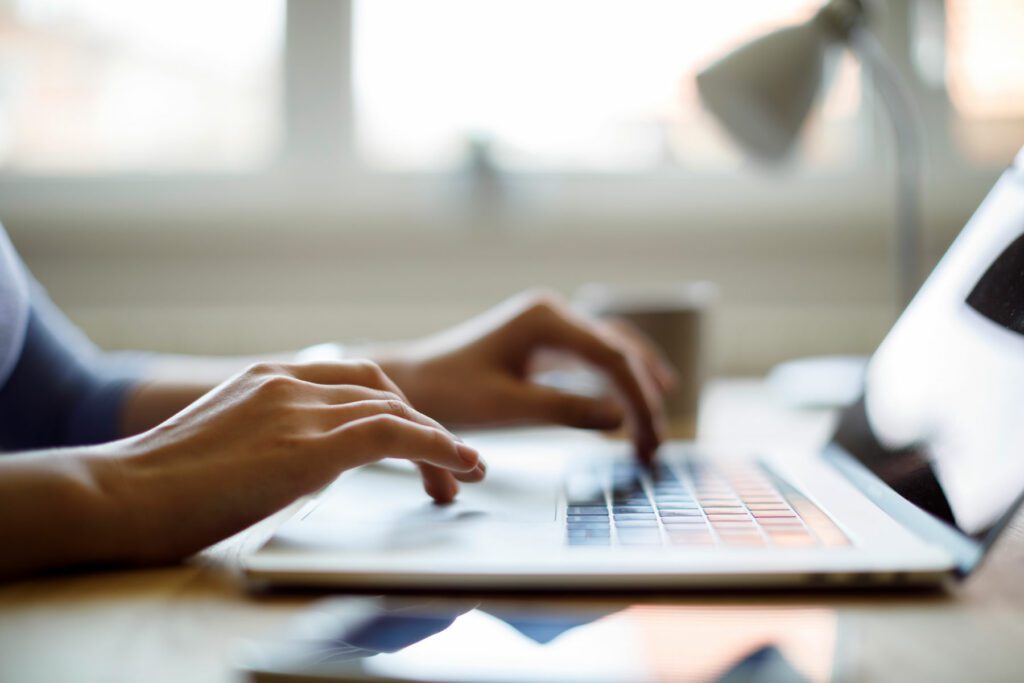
0,0,1021,374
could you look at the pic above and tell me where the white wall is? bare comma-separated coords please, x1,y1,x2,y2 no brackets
0,164,998,374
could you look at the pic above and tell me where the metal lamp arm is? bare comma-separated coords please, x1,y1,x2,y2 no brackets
848,26,924,309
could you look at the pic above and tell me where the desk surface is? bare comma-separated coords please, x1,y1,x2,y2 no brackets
2,379,1023,683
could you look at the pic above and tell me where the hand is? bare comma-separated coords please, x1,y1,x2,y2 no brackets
93,361,484,565
377,291,673,462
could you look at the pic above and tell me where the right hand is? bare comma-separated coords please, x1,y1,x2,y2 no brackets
93,361,484,565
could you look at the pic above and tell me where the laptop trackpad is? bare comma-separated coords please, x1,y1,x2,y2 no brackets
288,451,562,537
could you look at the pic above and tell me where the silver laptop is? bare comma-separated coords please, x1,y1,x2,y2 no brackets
245,150,1024,591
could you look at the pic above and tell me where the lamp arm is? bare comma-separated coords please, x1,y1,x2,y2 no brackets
848,27,924,310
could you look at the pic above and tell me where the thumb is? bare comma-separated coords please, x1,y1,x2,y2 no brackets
512,384,626,430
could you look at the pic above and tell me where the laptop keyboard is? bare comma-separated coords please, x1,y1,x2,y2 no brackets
565,460,850,549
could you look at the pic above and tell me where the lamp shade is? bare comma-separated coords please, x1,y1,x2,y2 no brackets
696,21,830,162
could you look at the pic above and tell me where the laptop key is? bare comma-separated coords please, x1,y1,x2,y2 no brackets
758,518,804,527
568,505,609,514
614,520,659,528
659,510,703,518
614,513,656,521
613,498,651,506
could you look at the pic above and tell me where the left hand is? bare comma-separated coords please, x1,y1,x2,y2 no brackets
376,290,674,463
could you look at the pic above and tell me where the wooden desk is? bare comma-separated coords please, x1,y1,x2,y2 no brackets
2,379,1023,683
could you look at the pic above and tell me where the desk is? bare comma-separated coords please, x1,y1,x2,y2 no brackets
2,379,1023,683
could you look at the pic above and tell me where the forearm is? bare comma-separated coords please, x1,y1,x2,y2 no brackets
0,447,127,580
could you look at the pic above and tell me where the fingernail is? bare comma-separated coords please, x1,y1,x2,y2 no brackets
456,443,479,466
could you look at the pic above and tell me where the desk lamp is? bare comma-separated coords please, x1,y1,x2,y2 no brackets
696,0,922,406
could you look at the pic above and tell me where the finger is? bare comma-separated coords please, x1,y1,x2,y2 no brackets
306,400,485,501
322,414,482,472
454,458,487,483
417,460,486,503
602,319,677,393
508,382,625,431
248,371,408,409
307,398,447,433
310,384,410,407
417,463,459,503
529,304,665,461
283,360,408,400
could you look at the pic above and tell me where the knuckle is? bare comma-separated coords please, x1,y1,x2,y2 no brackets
245,361,281,377
360,413,403,444
254,373,300,399
384,398,411,419
424,425,449,451
350,358,385,381
524,288,562,315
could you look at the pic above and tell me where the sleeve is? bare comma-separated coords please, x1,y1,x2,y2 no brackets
0,277,149,451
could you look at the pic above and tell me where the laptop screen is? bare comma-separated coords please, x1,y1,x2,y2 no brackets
830,152,1024,572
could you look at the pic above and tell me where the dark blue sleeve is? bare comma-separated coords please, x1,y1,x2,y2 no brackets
0,280,147,450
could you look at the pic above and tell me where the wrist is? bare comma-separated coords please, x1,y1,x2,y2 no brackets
80,440,168,566
35,446,140,571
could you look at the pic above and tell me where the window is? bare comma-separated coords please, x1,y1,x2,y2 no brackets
0,0,284,173
1,0,1017,178
945,0,1024,119
943,0,1024,164
353,0,862,172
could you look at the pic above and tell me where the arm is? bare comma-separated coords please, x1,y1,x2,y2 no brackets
0,361,483,581
0,270,298,444
0,446,124,579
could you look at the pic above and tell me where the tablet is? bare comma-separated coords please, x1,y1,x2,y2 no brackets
237,596,844,682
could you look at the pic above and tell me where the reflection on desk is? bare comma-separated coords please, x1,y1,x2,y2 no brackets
240,596,842,683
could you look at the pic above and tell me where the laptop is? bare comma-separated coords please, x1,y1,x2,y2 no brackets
244,149,1024,591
